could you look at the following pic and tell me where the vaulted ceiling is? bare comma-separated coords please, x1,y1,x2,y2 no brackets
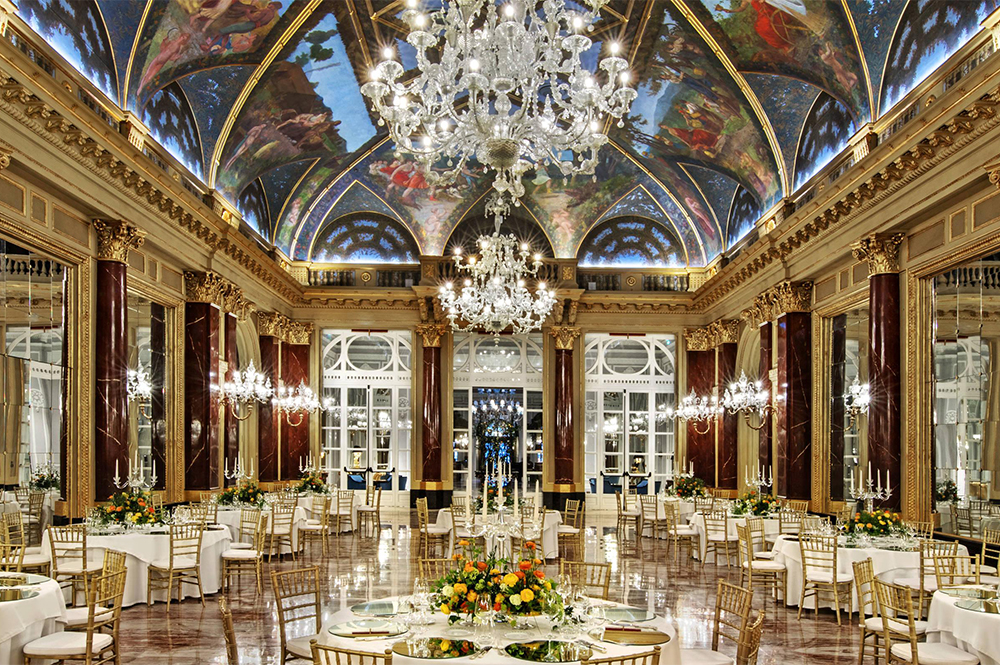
16,0,996,267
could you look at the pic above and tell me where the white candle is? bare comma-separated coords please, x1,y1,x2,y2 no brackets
886,469,891,491
877,470,882,492
498,471,504,505
224,457,229,476
115,458,119,481
514,481,519,515
689,461,694,475
482,474,488,518
868,462,872,485
850,467,855,492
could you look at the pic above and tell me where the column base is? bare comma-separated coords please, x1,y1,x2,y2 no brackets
544,487,586,511
411,487,453,510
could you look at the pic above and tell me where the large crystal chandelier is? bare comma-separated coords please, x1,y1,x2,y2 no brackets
221,361,273,421
439,233,557,334
360,0,637,220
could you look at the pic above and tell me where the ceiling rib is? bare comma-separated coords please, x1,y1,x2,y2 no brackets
839,0,875,121
667,0,789,197
121,0,153,108
208,0,323,188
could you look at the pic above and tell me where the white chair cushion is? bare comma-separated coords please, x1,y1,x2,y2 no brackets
743,560,785,572
357,506,377,513
675,527,698,536
706,535,737,542
299,524,326,532
889,642,979,664
23,631,114,657
805,570,854,584
980,575,1000,586
754,551,776,560
228,542,253,550
863,616,883,632
558,526,580,535
63,605,112,627
884,618,928,635
678,648,736,665
306,519,322,526
150,556,198,571
24,546,43,555
287,634,321,658
270,527,292,536
454,528,472,538
980,564,997,575
21,552,50,567
897,575,936,592
222,549,260,560
56,562,103,575
424,526,450,536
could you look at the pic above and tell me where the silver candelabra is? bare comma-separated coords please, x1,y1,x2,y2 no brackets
850,464,891,512
224,455,254,483
113,452,157,493
745,464,773,492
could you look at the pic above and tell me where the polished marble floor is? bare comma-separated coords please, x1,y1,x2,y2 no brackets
115,511,858,664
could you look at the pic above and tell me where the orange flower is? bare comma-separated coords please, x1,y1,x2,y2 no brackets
519,560,532,570
533,558,542,565
494,602,502,612
452,554,462,561
458,540,470,547
525,541,536,550
464,563,475,573
533,570,545,579
515,571,525,580
477,562,487,571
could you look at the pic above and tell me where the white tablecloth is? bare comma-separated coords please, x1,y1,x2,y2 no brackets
686,514,779,562
0,577,65,664
40,527,231,608
434,509,563,559
772,536,968,610
927,591,1000,665
659,498,695,524
215,506,308,553
316,596,682,665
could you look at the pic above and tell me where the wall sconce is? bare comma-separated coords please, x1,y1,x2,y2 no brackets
126,366,152,419
221,361,273,421
721,371,772,431
845,377,871,428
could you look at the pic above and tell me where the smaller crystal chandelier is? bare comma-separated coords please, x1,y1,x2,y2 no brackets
844,377,871,428
273,382,331,427
221,361,273,421
721,371,772,431
439,232,557,335
664,393,719,435
126,366,152,419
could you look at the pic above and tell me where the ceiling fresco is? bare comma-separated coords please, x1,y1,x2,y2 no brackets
14,0,996,268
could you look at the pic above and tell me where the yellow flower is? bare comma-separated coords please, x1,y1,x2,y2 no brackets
491,569,501,575
440,640,452,652
467,590,478,602
441,604,451,615
503,573,519,587
544,581,552,590
520,588,535,603
453,583,468,595
496,594,505,604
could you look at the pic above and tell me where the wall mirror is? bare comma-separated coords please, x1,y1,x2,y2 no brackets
126,293,167,491
0,238,69,497
932,252,999,536
829,305,869,503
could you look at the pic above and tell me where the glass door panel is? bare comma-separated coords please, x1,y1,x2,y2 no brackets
453,389,471,494
373,387,392,471
347,387,368,471
524,390,543,493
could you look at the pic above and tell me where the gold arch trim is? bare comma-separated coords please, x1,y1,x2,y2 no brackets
305,179,410,259
274,158,320,233
121,0,153,106
208,0,322,188
839,0,875,120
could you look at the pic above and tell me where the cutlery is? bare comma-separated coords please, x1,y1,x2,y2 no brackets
470,646,493,660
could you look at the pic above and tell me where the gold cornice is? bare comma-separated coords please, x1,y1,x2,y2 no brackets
770,281,813,315
220,283,256,321
852,232,905,275
257,311,287,338
92,218,145,262
184,271,226,304
0,145,11,170
987,158,1000,189
741,292,775,327
707,319,740,347
549,326,582,351
284,321,313,345
415,323,449,348
683,327,712,352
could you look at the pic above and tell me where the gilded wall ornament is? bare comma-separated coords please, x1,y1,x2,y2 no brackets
770,281,813,314
741,292,774,327
220,283,256,320
683,327,712,351
986,159,1000,190
550,326,581,351
285,321,314,345
257,311,287,338
707,319,740,347
415,323,448,348
183,270,225,304
852,232,905,275
0,145,11,171
93,219,145,263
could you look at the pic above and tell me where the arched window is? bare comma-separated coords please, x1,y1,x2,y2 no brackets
726,187,761,249
445,215,553,257
142,82,204,180
794,93,855,189
310,213,419,263
577,217,685,268
238,180,271,239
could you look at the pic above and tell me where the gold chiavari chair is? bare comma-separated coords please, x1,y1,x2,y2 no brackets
852,557,887,665
616,492,641,546
510,511,542,556
147,523,206,610
980,528,1000,580
188,502,212,525
150,492,164,514
559,560,612,601
310,642,393,665
223,514,266,594
333,489,355,534
905,521,934,539
228,507,263,551
680,580,753,663
2,512,48,573
416,498,449,558
65,549,129,631
737,610,765,665
736,523,785,609
199,492,217,503
558,499,584,557
744,517,775,561
798,533,853,625
451,495,469,515
267,505,297,562
419,558,457,581
835,506,855,529
0,532,24,573
23,568,127,665
220,597,239,665
276,491,299,511
713,489,738,501
703,511,738,567
693,496,716,515
954,506,975,537
785,499,809,513
580,646,660,665
450,507,480,554
271,566,322,663
357,487,382,538
765,510,801,546
14,487,30,504
898,538,959,619
933,553,981,590
639,494,668,539
300,494,332,556
663,502,700,562
874,579,978,664
49,524,102,605
24,491,45,546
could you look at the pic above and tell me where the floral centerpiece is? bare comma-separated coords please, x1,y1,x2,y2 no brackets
674,475,707,499
295,471,329,494
843,509,905,537
93,490,161,526
217,481,266,508
731,490,777,516
28,466,60,492
935,479,959,504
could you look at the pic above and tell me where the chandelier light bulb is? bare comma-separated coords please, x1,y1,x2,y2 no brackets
469,58,480,71
381,46,394,60
504,4,515,17
414,12,427,27
610,42,621,54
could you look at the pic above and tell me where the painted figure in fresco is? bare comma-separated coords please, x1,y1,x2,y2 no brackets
817,41,858,93
138,30,192,93
190,0,282,54
714,0,813,52
276,111,339,152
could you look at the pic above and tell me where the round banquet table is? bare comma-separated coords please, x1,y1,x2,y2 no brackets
215,506,308,553
927,590,1000,665
315,596,681,665
40,526,231,608
433,509,563,559
686,514,779,561
772,535,969,610
0,577,65,664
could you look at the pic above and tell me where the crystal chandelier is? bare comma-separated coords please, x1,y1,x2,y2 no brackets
221,361,273,421
439,232,557,334
273,382,331,427
126,366,152,419
360,0,637,220
664,393,719,435
721,371,772,430
844,377,870,428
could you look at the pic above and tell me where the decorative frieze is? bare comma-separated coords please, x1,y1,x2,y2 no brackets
285,321,313,345
0,145,11,171
770,281,813,315
220,283,256,320
415,323,449,348
93,219,145,263
549,326,581,351
741,292,775,327
852,232,905,275
183,270,226,304
683,327,712,352
257,311,286,338
987,158,1000,190
707,319,740,346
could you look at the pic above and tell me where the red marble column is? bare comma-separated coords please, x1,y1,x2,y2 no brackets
223,313,239,487
281,343,311,481
869,272,901,509
830,314,848,500
95,260,128,500
421,345,442,484
686,348,716,484
184,301,220,491
554,349,574,485
258,334,280,482
716,342,738,489
758,322,773,471
775,310,812,500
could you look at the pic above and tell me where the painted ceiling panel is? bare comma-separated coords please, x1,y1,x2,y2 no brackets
141,82,204,179
680,164,741,237
794,92,856,188
259,159,319,239
310,214,419,263
844,0,907,118
579,217,686,268
94,0,147,102
727,185,762,247
178,65,257,174
237,178,271,237
744,72,822,180
319,181,406,235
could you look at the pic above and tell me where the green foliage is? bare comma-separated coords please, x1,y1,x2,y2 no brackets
217,482,266,508
732,490,777,516
94,491,161,526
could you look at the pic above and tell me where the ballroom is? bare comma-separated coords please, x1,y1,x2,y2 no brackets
0,0,1000,663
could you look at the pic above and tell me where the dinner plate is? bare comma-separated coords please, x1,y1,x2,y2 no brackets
504,641,592,663
955,599,1000,614
392,638,479,659
351,600,399,617
939,586,998,600
602,607,655,622
328,619,408,638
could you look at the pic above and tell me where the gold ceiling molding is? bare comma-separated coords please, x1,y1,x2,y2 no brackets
284,321,314,345
987,158,1000,189
852,232,905,275
92,219,145,263
220,282,256,321
741,292,775,327
257,311,286,338
683,327,712,352
0,62,304,304
706,319,740,346
0,145,11,170
551,298,580,327
693,85,1000,311
769,281,813,315
299,295,421,310
184,270,226,304
415,322,449,348
550,326,581,351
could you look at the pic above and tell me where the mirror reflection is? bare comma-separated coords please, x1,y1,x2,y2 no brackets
933,252,1000,537
0,238,68,497
829,306,869,502
126,294,167,491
